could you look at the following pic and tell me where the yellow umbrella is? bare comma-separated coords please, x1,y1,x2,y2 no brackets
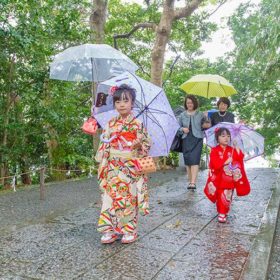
180,74,237,98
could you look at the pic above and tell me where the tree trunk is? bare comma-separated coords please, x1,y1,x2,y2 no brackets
90,0,108,43
19,157,32,185
21,172,32,185
0,112,10,185
150,0,203,86
0,58,15,185
151,0,175,86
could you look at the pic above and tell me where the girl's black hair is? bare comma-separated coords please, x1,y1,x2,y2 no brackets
215,127,231,143
113,84,136,105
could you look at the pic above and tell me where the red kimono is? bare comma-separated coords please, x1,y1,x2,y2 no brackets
204,145,250,215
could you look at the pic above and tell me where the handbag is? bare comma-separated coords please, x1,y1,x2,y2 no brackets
170,130,183,153
82,117,98,135
135,156,157,174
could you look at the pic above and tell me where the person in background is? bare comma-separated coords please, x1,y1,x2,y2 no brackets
210,97,235,126
178,95,211,190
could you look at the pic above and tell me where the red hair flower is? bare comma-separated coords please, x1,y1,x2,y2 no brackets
214,127,220,133
109,86,119,96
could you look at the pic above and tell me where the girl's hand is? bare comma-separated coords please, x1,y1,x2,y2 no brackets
182,127,189,134
232,140,240,154
202,122,211,129
225,157,233,165
131,139,141,149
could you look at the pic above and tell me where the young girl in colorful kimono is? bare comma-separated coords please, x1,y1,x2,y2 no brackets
95,84,151,244
204,127,250,223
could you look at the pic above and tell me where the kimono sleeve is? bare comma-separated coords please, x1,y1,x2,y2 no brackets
95,123,110,163
137,123,151,157
234,149,250,196
209,147,226,171
233,148,244,162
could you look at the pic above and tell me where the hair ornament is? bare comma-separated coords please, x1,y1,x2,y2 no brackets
109,86,119,95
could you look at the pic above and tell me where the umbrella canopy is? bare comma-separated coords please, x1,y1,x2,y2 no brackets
94,72,179,157
49,44,138,82
180,74,237,98
205,122,264,161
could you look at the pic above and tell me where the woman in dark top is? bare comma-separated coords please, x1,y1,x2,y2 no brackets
179,95,210,190
210,97,235,126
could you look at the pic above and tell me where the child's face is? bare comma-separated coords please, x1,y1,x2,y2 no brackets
218,131,231,146
115,92,133,117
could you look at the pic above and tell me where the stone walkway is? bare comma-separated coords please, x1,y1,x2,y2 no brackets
268,194,280,280
0,168,279,280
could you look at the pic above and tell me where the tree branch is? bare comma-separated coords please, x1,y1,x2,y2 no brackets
113,23,157,49
206,0,228,18
162,54,180,87
132,57,150,77
144,0,150,6
173,0,204,20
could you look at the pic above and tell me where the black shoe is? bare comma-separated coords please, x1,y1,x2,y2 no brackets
187,183,196,190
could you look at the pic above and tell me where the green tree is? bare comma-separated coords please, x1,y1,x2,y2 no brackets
0,0,92,184
223,0,280,156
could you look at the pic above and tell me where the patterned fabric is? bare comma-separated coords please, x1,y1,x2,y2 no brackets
95,113,151,234
216,189,233,215
204,145,250,204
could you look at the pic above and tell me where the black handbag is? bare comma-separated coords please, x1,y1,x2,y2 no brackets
170,130,183,153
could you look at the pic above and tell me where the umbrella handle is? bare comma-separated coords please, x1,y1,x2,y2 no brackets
100,133,117,143
228,162,238,171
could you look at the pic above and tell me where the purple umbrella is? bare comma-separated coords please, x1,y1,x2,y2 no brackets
94,72,179,157
205,122,265,161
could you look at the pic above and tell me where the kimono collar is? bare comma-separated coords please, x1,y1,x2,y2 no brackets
116,113,135,125
217,145,232,153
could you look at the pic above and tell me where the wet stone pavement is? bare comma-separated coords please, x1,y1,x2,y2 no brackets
0,168,279,280
268,196,280,280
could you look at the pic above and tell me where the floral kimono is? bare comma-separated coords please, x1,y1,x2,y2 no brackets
204,145,250,215
95,113,151,234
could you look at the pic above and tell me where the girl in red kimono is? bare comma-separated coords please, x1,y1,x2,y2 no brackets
204,127,250,223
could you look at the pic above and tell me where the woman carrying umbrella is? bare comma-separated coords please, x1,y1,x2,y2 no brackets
179,95,211,189
210,97,235,126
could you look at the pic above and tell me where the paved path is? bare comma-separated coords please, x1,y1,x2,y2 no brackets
0,168,279,279
268,200,280,280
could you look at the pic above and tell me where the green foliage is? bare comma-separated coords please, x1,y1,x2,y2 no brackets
106,0,217,79
0,0,220,184
166,151,179,167
0,0,93,182
217,0,280,156
3,0,277,185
